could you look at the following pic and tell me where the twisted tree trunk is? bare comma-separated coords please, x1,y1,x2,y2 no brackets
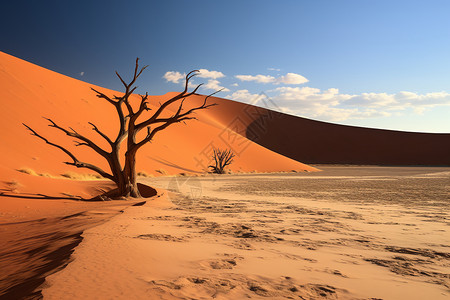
121,149,140,197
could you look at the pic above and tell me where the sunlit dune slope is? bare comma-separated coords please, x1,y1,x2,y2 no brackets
0,51,317,196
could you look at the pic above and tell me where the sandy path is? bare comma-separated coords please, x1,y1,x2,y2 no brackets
41,167,449,299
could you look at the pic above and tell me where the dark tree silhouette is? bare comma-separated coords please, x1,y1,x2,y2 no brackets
209,148,235,174
23,58,218,199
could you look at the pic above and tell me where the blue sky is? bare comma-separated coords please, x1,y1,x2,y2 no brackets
1,0,449,132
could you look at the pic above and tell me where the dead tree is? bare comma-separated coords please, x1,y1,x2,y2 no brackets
209,148,235,174
23,58,219,199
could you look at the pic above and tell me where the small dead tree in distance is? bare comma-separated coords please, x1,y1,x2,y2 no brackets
23,58,219,199
209,148,235,174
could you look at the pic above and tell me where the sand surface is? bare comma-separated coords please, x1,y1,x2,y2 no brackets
0,195,142,299
40,166,450,299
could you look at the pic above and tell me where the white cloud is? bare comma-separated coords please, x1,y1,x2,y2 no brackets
402,91,450,106
235,74,276,84
413,106,426,115
278,73,308,85
203,79,230,92
274,86,345,106
271,87,391,121
197,69,225,79
343,93,398,107
164,68,450,123
80,71,84,76
225,89,262,103
235,72,308,85
163,71,185,83
276,87,450,121
163,69,225,87
343,91,450,109
268,67,281,71
225,85,450,122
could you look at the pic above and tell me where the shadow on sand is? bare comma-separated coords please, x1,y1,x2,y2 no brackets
0,183,157,299
0,182,157,202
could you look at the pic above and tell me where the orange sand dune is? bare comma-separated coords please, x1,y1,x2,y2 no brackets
0,51,316,198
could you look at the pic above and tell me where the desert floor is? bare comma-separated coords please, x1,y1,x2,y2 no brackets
36,166,450,300
0,197,140,299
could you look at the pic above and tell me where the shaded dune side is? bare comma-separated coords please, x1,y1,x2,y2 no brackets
200,97,450,166
246,112,450,165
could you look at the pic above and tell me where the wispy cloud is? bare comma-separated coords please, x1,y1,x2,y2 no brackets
267,67,281,71
278,73,309,85
164,69,229,92
197,69,225,79
235,72,308,85
235,74,276,84
164,69,225,84
163,71,185,83
342,91,450,109
226,89,260,102
203,79,230,92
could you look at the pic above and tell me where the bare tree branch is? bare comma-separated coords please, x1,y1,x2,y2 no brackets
129,93,149,127
173,89,221,119
74,141,89,147
135,72,217,132
115,58,149,117
90,87,128,146
123,92,135,115
23,124,114,181
88,122,113,145
115,71,128,89
131,88,220,152
44,117,109,158
209,148,235,174
150,89,219,124
91,88,116,105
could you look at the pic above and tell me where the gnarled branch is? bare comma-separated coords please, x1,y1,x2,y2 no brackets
23,124,114,181
88,122,113,146
130,92,149,125
131,89,220,152
44,117,109,158
115,58,148,116
91,88,116,105
134,73,216,132
209,148,235,174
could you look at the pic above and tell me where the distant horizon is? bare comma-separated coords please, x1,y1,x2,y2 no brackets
1,1,449,133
